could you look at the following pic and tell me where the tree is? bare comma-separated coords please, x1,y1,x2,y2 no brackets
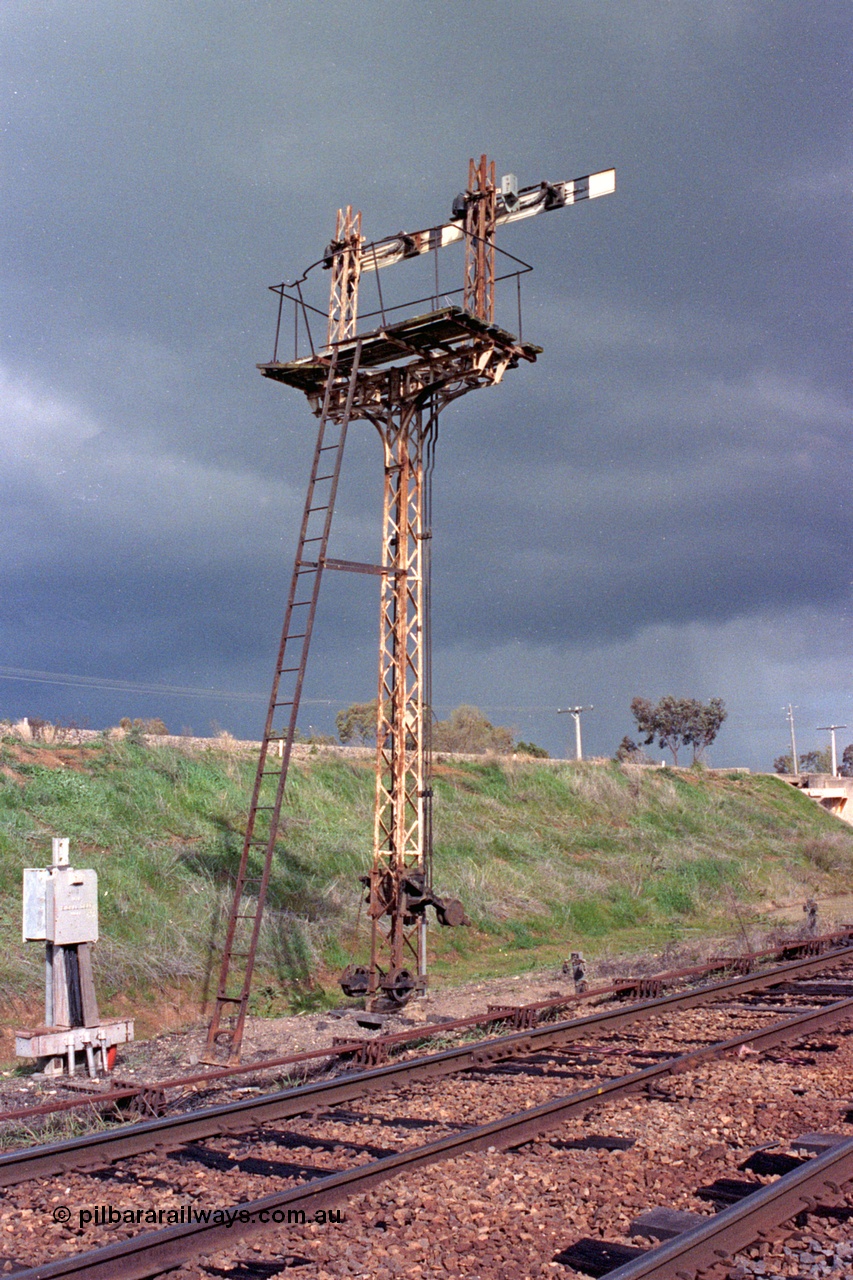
335,700,378,745
841,744,853,778
687,697,727,763
432,705,514,755
615,735,651,764
630,695,727,767
630,695,690,766
773,748,832,775
799,748,832,773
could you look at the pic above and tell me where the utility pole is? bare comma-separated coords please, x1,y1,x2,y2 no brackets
557,705,593,761
785,704,799,777
816,724,847,778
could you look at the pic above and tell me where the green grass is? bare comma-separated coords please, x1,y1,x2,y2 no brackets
2,738,852,1029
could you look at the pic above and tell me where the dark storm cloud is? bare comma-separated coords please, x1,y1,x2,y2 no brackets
1,1,850,763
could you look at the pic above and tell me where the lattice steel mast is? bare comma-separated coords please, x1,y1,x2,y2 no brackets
205,156,615,1059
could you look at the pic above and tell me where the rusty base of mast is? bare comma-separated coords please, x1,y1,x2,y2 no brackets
340,963,423,1009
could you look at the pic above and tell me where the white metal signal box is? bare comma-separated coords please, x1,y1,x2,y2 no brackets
46,870,98,945
23,867,98,944
22,868,50,941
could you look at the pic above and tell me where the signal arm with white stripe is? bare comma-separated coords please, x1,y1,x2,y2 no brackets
358,167,616,273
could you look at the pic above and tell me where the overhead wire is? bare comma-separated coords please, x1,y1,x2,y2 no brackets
0,664,572,725
0,666,333,707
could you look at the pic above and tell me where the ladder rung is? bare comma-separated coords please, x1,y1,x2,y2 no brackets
282,634,306,642
314,474,335,482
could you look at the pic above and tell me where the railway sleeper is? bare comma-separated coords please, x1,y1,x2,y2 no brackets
485,1003,541,1029
554,1237,648,1276
331,1038,390,1067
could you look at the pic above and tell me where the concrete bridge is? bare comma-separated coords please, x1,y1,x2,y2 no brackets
787,773,853,826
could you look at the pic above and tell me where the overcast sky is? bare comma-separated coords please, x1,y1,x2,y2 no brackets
2,1,850,767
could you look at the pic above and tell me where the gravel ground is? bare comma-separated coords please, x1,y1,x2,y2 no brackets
2,976,852,1279
0,960,611,1116
0,931,809,1113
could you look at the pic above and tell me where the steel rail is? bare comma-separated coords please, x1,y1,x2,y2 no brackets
603,1134,853,1279
4,934,851,1128
13,997,853,1280
1,950,850,1189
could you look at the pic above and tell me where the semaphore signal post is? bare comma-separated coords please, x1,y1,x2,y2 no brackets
205,157,615,1062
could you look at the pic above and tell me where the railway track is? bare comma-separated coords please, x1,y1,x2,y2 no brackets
2,948,851,1186
3,947,853,1278
4,930,851,1131
600,1134,853,1278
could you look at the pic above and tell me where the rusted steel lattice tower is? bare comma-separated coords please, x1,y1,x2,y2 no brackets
463,155,497,321
205,157,615,1061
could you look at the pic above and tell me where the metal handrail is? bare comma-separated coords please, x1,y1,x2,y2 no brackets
268,227,533,363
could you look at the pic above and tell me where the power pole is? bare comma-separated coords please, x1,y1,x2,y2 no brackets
557,705,593,761
785,704,799,777
816,724,847,777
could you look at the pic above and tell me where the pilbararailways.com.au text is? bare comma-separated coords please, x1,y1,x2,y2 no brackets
58,1204,345,1230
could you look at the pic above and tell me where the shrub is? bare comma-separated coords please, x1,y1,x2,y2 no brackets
433,705,514,754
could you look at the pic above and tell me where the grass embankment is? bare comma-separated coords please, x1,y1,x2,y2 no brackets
1,735,852,1043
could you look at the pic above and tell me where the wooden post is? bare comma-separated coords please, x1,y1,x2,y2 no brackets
52,947,70,1028
45,942,54,1026
77,943,100,1026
